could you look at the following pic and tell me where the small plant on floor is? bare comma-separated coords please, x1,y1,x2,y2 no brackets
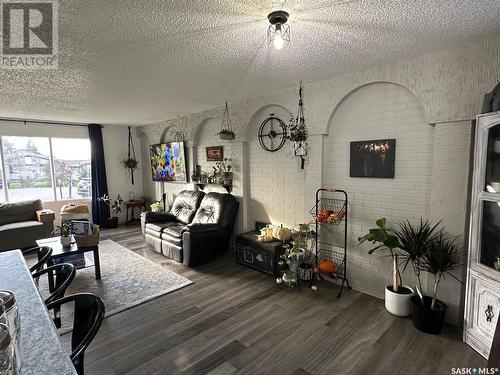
358,218,402,293
279,240,306,270
421,234,463,309
395,219,442,301
97,194,124,219
409,233,464,334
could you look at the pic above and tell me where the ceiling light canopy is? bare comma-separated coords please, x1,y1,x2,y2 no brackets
267,10,290,50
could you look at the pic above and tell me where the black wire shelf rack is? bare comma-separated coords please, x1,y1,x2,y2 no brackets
312,188,351,297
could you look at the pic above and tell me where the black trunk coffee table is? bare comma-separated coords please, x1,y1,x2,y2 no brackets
36,236,101,281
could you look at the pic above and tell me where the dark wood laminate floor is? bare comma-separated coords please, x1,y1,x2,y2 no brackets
78,226,486,375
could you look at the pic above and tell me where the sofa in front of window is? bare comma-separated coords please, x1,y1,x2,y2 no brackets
0,199,55,252
141,190,239,266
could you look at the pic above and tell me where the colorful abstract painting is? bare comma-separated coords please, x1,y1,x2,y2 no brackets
149,142,187,182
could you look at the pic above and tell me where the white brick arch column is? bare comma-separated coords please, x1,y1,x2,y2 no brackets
323,81,433,303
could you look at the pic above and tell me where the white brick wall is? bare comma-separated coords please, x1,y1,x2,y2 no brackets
137,37,500,324
193,117,239,195
324,82,434,297
246,105,308,230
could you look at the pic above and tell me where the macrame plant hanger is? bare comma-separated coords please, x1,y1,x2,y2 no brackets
218,102,235,140
127,126,136,185
295,82,308,169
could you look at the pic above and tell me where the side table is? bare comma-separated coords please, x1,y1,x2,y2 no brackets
125,200,146,225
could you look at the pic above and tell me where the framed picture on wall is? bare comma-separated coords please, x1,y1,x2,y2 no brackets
349,139,396,178
206,146,223,161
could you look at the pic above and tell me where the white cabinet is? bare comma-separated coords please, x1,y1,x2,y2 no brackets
465,111,500,359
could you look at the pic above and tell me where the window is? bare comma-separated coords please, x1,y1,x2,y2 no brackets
0,136,91,202
2,136,53,202
51,138,91,200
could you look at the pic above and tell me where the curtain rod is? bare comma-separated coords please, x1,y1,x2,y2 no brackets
0,117,102,128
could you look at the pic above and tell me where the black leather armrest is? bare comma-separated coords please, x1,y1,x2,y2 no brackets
181,223,223,234
141,211,177,223
182,227,232,266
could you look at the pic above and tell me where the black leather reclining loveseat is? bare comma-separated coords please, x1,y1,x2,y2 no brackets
141,190,239,266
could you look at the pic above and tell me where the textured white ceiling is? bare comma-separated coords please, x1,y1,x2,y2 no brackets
0,0,499,125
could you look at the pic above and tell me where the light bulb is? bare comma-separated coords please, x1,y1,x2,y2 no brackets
273,32,284,50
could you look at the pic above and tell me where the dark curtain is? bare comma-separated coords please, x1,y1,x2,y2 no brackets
88,124,109,225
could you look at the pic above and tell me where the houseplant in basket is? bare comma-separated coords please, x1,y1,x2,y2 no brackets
97,194,123,228
359,218,414,316
410,234,463,334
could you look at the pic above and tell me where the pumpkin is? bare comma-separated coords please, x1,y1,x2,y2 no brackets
274,227,291,241
317,259,336,273
258,234,274,242
266,227,274,237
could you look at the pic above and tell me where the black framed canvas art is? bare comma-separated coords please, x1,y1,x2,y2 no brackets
349,139,396,178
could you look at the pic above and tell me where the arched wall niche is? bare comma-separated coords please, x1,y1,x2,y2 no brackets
323,81,433,298
324,81,430,135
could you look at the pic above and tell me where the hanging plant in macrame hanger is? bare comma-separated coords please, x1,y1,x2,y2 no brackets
123,126,138,185
289,81,308,169
217,101,236,140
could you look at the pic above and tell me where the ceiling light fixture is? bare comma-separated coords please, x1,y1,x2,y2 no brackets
267,10,290,50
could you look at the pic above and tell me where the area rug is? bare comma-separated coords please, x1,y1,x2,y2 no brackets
35,239,193,332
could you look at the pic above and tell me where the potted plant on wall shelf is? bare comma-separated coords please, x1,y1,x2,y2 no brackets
97,194,123,228
216,157,233,185
359,218,414,316
410,234,463,334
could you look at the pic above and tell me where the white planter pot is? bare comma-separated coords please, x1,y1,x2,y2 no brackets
384,285,414,317
60,236,72,247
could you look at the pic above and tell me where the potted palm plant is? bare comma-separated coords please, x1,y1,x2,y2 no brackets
395,219,442,299
410,234,463,334
359,218,414,316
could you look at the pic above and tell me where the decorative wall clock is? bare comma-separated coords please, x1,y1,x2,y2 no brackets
258,114,287,152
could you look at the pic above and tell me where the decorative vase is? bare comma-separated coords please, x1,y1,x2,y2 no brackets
60,236,72,247
384,285,414,317
410,295,447,334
